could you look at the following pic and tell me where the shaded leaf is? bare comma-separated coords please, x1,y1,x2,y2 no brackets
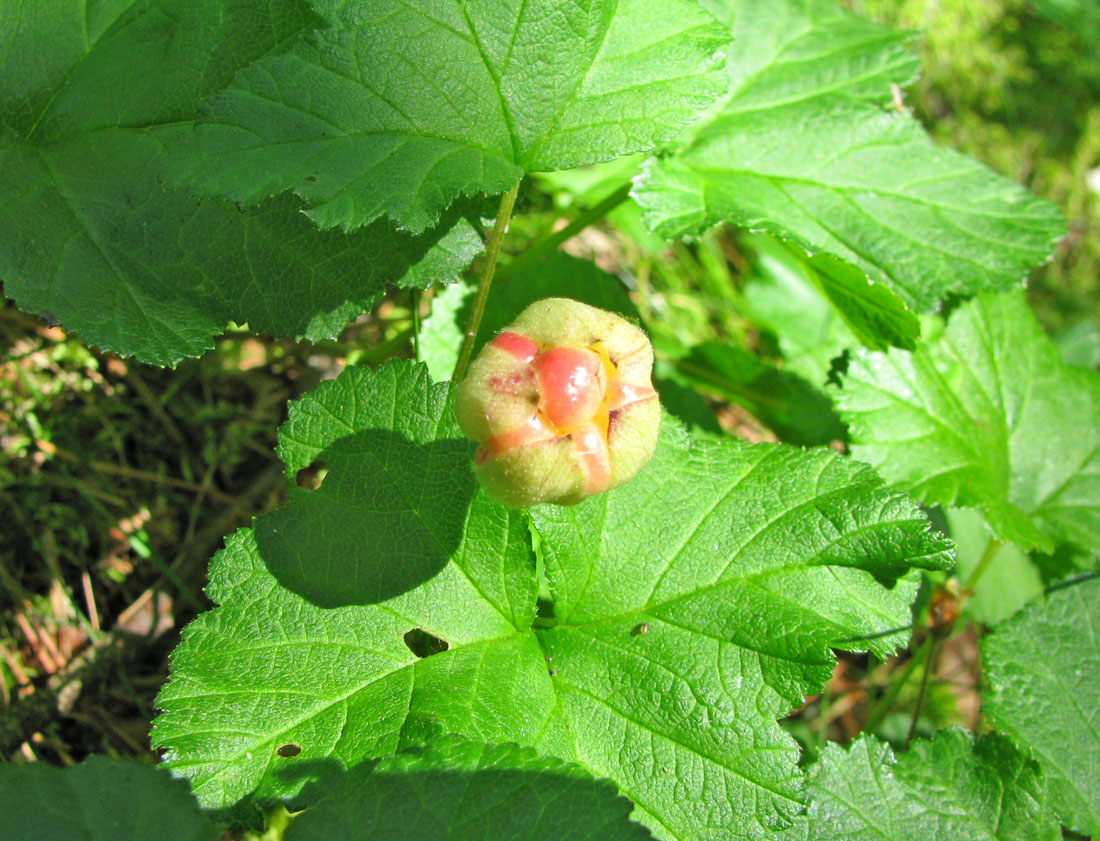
741,234,856,387
1,757,218,841
0,0,480,365
285,736,654,841
668,340,846,445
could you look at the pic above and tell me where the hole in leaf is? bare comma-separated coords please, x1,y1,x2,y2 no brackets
403,628,450,659
276,743,302,758
294,459,328,490
534,596,557,628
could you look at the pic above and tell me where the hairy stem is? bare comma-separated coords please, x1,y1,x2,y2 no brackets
453,182,521,383
495,181,633,282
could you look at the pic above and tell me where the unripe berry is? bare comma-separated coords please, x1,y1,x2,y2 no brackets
454,298,660,507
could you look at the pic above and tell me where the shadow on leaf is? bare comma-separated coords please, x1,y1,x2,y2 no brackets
270,738,655,841
255,428,477,607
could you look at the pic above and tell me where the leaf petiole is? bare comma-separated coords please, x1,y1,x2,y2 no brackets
495,182,633,282
453,182,522,383
964,537,1004,592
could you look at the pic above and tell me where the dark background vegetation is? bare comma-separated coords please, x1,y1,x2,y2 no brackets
1,0,1096,803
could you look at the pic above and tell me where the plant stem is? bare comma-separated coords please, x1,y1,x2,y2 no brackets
864,638,927,733
906,633,943,745
453,182,521,383
965,537,1004,591
495,181,633,282
411,288,422,363
814,677,833,752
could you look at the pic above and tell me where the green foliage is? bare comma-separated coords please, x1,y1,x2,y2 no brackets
634,0,1064,315
797,729,1061,840
982,576,1100,836
837,291,1100,555
0,0,1095,839
854,0,1100,324
666,340,845,446
0,0,481,365
0,757,217,841
168,0,730,233
154,360,951,839
284,736,655,841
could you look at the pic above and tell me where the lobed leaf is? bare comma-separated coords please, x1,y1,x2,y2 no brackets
0,0,480,365
836,290,1100,555
795,729,1060,840
0,757,218,841
169,0,730,234
633,0,1064,314
156,360,951,840
155,362,541,809
982,576,1100,836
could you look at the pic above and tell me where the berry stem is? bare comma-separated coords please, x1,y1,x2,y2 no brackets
454,181,521,383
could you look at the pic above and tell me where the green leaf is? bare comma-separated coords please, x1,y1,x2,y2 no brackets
155,360,951,840
982,576,1100,836
797,730,1061,840
155,361,541,810
0,757,218,841
169,0,730,233
284,736,654,841
531,424,951,837
835,291,1100,555
795,248,919,353
667,340,847,446
741,235,856,387
419,281,476,383
0,0,480,366
633,0,1064,313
